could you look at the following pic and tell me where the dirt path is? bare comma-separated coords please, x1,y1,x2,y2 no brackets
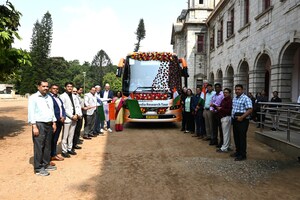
0,99,299,200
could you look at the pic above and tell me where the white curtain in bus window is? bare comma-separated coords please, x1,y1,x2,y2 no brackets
152,61,170,92
129,59,161,91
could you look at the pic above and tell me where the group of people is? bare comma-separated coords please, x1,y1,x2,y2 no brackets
28,80,125,176
249,90,283,131
180,83,253,161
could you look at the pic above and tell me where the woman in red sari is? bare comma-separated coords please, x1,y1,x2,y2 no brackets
113,91,126,131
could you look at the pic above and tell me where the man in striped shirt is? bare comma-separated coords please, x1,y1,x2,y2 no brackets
231,84,253,161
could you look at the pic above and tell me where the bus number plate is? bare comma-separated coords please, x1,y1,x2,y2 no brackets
146,115,158,119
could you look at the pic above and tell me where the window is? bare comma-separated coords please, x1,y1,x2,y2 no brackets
197,34,205,53
199,0,204,4
244,0,249,25
217,20,223,45
227,8,234,38
210,27,215,50
264,0,271,10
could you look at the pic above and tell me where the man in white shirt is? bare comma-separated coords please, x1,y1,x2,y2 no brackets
94,85,104,134
60,82,82,158
83,87,97,139
28,80,57,176
100,83,114,132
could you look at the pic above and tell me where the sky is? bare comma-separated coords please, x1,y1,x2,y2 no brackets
5,0,187,65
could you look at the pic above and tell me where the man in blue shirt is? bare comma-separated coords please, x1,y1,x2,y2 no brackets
231,84,253,161
28,80,57,176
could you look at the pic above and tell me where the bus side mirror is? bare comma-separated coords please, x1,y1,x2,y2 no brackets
116,58,125,77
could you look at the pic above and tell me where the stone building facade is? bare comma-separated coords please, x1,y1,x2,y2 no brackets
172,0,300,102
171,0,220,90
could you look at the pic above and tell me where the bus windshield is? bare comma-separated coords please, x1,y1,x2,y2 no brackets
128,58,170,92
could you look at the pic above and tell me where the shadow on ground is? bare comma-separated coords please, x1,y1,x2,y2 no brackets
0,116,26,140
73,122,300,200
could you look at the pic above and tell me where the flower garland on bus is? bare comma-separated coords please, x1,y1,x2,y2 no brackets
134,93,168,100
130,52,174,62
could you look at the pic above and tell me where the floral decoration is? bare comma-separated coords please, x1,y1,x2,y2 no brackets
130,52,174,62
134,93,168,100
140,107,148,114
157,108,167,114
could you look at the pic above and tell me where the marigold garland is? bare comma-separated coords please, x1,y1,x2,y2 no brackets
130,52,174,62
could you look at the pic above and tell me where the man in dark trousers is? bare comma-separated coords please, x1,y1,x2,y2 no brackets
231,84,253,161
49,84,66,163
269,91,282,131
192,87,205,138
28,80,57,176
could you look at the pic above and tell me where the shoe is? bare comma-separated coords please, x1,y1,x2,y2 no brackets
271,128,276,131
45,165,57,171
49,161,56,166
35,169,50,176
216,148,228,153
227,147,233,152
180,128,185,131
203,137,211,141
88,134,96,137
67,150,77,155
234,156,247,161
78,140,83,144
61,152,70,158
83,135,92,140
184,130,190,133
51,155,64,161
216,144,222,148
74,145,82,149
108,128,113,133
79,139,84,142
230,152,239,157
100,128,104,133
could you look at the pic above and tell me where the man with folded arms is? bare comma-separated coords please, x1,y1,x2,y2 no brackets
49,84,66,162
28,80,57,176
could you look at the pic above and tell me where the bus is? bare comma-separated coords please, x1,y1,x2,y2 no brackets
116,52,189,122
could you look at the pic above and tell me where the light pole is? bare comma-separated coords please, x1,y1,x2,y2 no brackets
83,71,86,93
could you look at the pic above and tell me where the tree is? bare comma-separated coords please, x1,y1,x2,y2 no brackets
134,18,146,52
89,49,112,86
102,72,122,92
19,11,53,94
0,1,31,82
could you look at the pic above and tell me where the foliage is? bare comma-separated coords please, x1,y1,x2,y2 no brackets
89,49,112,86
134,18,146,52
18,11,53,94
0,1,31,81
102,72,122,93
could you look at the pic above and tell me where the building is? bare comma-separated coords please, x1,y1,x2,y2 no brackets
171,0,221,90
172,0,300,102
0,84,15,99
